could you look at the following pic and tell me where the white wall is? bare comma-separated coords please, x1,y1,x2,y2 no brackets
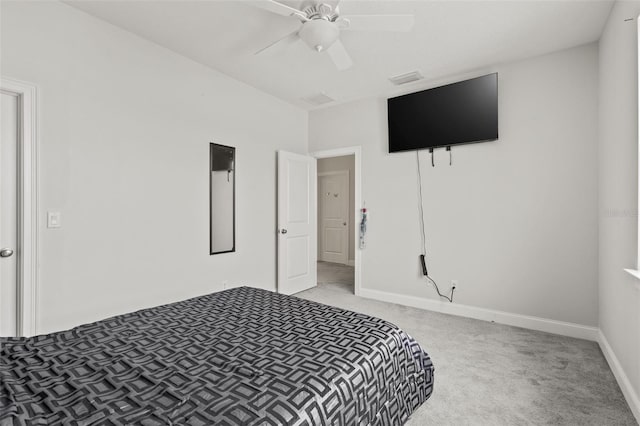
0,1,308,334
598,0,640,409
309,44,599,327
317,155,355,261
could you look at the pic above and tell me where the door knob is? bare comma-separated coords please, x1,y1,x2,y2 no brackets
343,222,347,226
280,229,288,234
0,248,14,258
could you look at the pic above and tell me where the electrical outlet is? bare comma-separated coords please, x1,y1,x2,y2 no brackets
451,280,459,289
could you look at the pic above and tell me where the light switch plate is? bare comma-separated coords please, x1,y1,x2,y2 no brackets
47,211,61,228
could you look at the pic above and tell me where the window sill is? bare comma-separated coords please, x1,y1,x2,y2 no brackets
623,269,640,290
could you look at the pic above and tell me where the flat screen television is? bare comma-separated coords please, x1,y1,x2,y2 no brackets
387,73,498,153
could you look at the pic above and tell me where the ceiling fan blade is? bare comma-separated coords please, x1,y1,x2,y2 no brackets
327,39,353,71
341,15,415,32
251,0,306,19
255,30,300,56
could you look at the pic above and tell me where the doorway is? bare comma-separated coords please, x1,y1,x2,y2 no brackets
312,147,361,296
1,90,19,336
0,77,38,337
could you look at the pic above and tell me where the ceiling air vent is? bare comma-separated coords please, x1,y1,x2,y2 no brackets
389,71,424,86
302,93,335,106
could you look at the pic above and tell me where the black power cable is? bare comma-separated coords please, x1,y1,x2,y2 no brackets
416,150,455,303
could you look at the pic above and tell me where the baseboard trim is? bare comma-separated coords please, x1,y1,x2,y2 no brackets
358,288,599,341
598,331,640,424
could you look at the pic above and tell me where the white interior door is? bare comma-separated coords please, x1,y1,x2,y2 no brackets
277,151,317,295
319,171,349,264
1,91,19,337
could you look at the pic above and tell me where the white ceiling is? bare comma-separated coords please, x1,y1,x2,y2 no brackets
66,0,613,110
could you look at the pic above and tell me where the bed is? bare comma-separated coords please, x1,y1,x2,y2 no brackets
0,287,434,425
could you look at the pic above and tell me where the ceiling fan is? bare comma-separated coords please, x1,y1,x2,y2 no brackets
252,0,415,70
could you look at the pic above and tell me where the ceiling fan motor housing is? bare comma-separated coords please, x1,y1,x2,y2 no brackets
301,2,339,21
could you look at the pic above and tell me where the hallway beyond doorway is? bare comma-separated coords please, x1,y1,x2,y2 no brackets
317,261,354,294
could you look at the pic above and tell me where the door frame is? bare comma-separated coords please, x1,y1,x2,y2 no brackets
1,77,39,337
318,170,350,265
310,146,362,296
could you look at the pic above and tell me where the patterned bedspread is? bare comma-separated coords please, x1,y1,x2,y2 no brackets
0,287,434,425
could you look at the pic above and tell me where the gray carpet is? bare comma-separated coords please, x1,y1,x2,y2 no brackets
297,282,637,426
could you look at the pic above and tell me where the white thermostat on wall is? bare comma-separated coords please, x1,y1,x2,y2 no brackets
47,211,61,228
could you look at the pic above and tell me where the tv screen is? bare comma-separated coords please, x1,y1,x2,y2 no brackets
387,73,498,153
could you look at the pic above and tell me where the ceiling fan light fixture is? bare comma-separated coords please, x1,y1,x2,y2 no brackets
298,19,340,52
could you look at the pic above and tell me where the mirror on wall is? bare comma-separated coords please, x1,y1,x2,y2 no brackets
210,143,235,255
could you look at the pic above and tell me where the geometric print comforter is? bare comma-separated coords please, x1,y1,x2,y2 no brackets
0,286,434,425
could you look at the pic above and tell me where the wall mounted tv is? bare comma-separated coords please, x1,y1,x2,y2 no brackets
387,73,498,153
